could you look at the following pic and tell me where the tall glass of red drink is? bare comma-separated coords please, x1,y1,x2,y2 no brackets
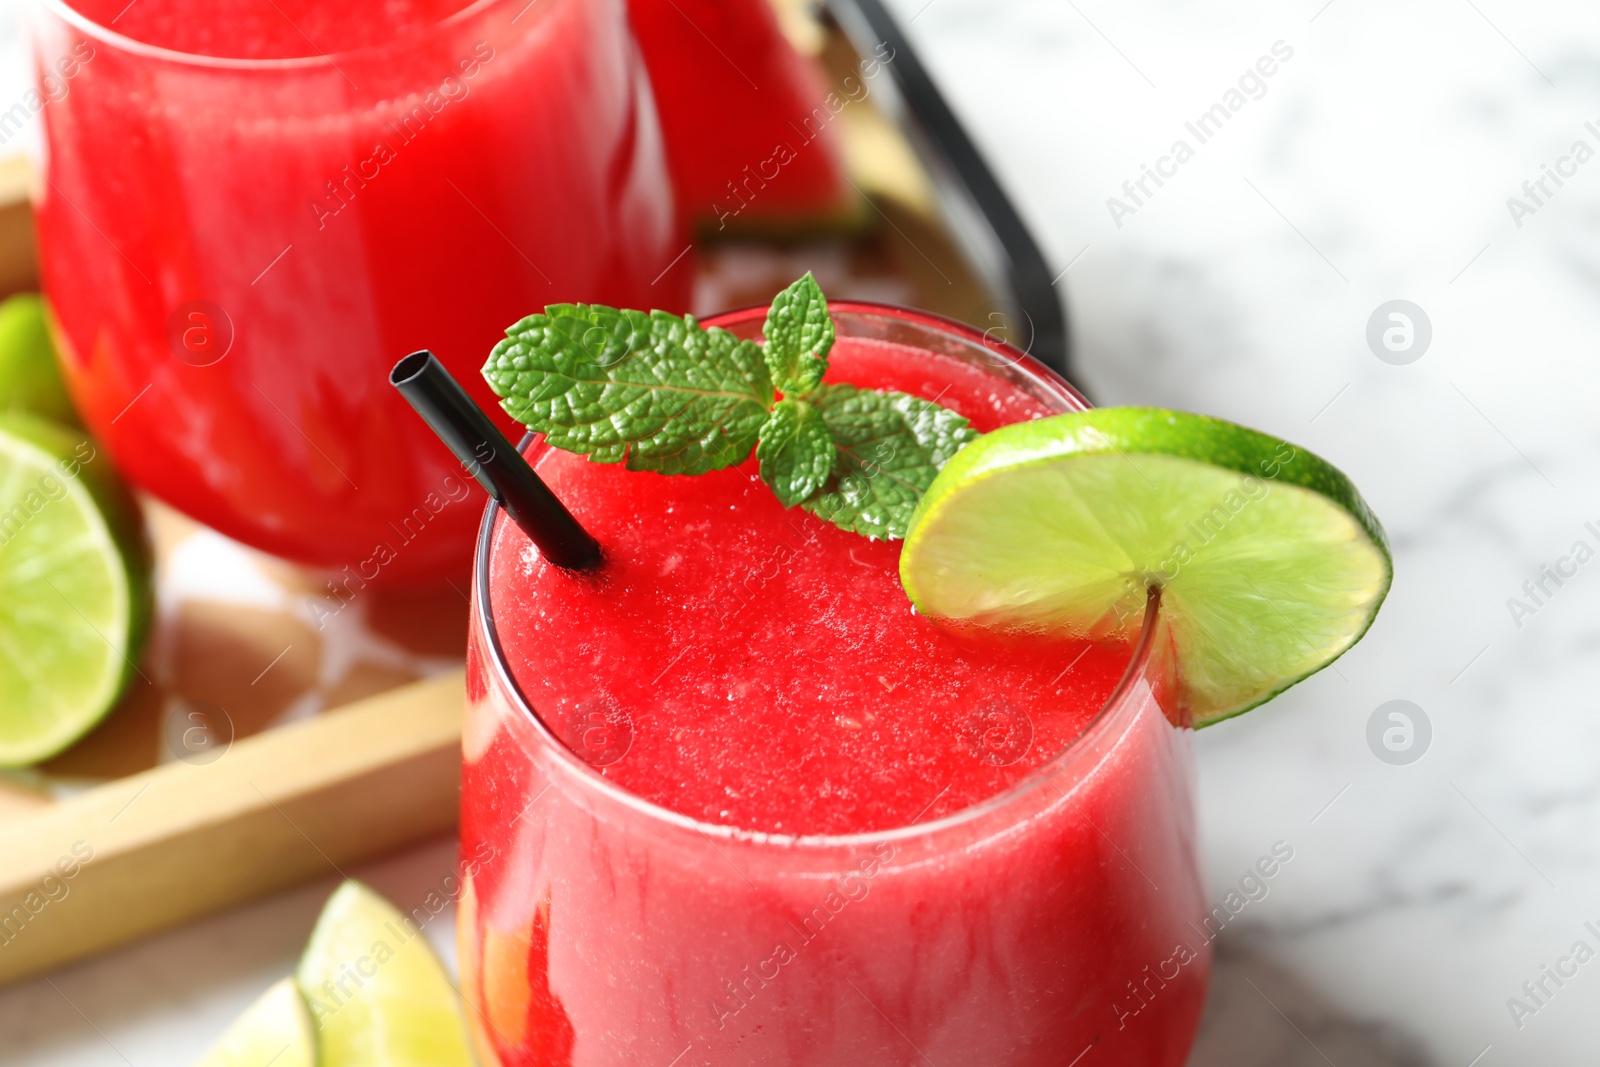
30,0,688,582
459,304,1209,1065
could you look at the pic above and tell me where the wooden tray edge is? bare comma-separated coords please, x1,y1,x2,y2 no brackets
0,672,463,988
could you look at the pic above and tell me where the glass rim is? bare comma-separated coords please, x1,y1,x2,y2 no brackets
471,299,1165,851
34,0,523,71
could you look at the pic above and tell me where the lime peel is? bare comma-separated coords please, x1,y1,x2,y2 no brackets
0,413,149,765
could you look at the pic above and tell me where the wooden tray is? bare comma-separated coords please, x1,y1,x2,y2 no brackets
0,11,1011,987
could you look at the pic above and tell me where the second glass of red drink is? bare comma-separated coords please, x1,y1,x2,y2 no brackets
31,0,689,582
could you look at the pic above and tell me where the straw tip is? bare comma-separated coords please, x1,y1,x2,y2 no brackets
390,350,437,388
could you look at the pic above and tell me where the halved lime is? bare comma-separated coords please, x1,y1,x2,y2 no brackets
0,412,150,765
0,294,78,426
194,978,316,1067
900,408,1391,725
296,881,474,1067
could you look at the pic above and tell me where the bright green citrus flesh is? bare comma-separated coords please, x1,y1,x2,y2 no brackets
296,881,474,1067
900,408,1391,726
0,413,149,765
194,978,317,1067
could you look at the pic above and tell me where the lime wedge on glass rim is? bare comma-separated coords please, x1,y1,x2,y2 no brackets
0,412,150,765
296,881,474,1067
194,978,316,1067
900,408,1391,726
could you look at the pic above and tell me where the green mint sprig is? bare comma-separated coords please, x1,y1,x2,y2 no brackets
482,274,979,539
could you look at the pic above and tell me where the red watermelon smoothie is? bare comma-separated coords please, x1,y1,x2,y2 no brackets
459,306,1208,1065
31,0,686,582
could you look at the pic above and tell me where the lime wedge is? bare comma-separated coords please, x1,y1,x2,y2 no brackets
296,881,474,1067
900,408,1391,725
0,412,150,765
195,978,316,1067
0,294,77,426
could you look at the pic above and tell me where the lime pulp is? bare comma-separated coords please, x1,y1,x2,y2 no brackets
0,413,149,765
296,881,474,1067
194,979,316,1067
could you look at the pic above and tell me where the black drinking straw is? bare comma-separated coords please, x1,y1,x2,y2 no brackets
390,350,601,570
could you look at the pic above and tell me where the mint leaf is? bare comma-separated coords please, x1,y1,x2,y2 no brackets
802,384,980,539
483,305,774,475
481,275,988,544
757,399,834,507
761,272,833,397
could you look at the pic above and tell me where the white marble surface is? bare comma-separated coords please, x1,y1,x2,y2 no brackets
956,1,1600,1064
6,0,1600,1064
